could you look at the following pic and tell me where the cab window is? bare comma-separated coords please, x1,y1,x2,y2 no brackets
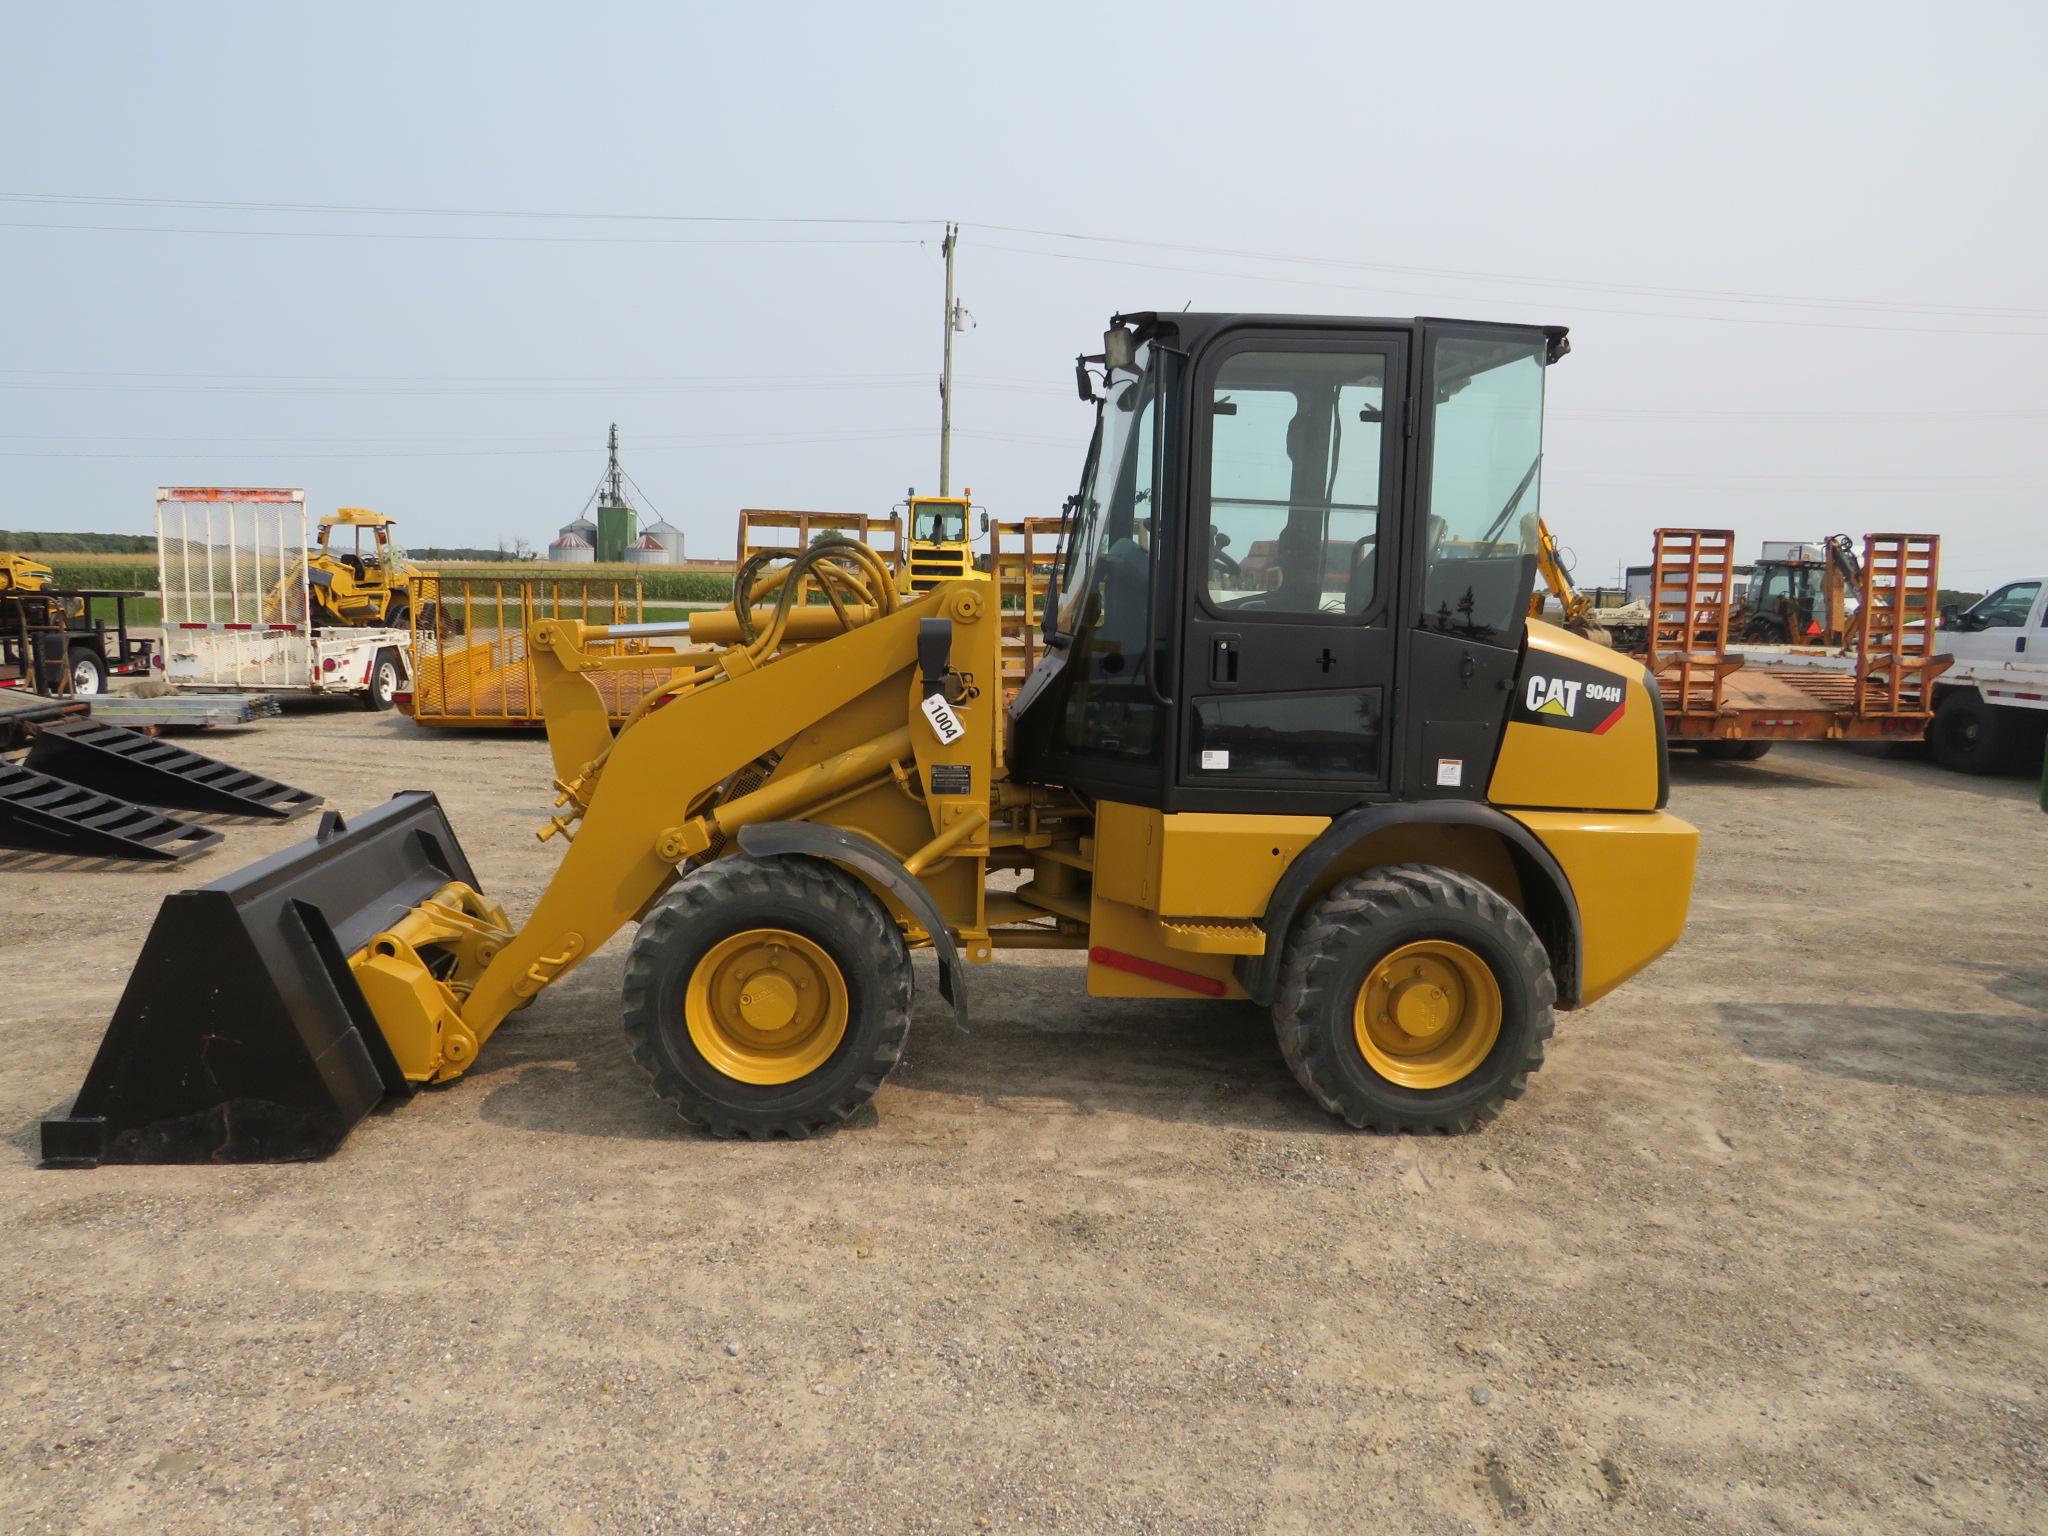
1972,581,2039,628
1203,350,1389,617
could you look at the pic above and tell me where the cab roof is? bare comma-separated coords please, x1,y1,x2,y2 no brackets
1118,312,1570,364
321,508,396,528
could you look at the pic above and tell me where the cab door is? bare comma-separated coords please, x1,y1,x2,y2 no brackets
1172,333,1408,814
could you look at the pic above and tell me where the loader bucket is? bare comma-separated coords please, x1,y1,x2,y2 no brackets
40,792,481,1168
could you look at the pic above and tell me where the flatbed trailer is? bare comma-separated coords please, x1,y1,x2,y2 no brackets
156,487,411,710
1640,527,1944,752
0,585,158,697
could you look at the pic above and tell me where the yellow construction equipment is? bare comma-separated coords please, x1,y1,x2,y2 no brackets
1,552,57,595
901,490,986,592
44,312,1697,1165
306,508,422,629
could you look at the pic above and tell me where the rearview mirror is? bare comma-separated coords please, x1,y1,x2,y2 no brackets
979,511,990,535
1074,355,1098,402
1940,604,1959,627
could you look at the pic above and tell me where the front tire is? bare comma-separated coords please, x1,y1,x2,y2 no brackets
1930,689,2007,774
622,855,913,1138
1272,865,1554,1133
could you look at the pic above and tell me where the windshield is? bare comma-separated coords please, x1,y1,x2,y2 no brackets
1043,344,1166,762
912,504,967,543
1420,336,1547,642
1059,354,1154,634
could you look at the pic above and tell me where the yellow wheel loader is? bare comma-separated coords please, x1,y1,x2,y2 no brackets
902,491,985,592
42,313,1696,1166
306,508,424,630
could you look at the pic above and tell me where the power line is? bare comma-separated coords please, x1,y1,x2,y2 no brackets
0,219,923,248
969,241,2048,339
968,221,2048,322
6,189,2034,322
0,192,934,226
0,428,938,461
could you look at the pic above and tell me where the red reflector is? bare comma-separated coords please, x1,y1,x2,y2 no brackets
224,622,253,631
178,622,209,629
1088,946,1228,997
267,623,298,632
151,654,164,668
321,657,337,673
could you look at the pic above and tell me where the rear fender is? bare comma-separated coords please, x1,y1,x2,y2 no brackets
1237,803,1582,1009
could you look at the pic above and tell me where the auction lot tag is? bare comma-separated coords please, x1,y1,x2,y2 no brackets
921,692,966,745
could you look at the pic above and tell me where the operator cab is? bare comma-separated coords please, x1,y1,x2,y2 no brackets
910,497,969,544
317,509,402,576
1012,312,1568,814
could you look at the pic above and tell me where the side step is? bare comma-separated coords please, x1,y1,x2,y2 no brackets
25,719,319,820
1159,919,1266,956
0,761,222,863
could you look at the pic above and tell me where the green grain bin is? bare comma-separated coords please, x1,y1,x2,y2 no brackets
595,499,637,565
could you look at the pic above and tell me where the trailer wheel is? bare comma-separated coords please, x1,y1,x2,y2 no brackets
66,647,107,697
1272,865,1554,1133
622,855,912,1139
1930,689,2007,774
1695,740,1771,761
361,648,401,711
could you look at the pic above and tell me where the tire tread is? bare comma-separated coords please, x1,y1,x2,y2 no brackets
1272,864,1555,1134
621,855,912,1139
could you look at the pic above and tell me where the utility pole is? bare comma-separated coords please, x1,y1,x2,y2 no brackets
939,222,957,495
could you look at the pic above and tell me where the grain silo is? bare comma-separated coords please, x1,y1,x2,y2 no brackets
640,514,685,561
622,534,668,566
549,529,595,564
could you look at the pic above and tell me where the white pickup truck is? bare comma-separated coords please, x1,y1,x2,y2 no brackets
1926,579,2048,773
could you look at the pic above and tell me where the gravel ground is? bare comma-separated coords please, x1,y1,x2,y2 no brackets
3,707,2044,1534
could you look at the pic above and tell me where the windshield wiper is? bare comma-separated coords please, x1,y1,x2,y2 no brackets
1479,453,1543,549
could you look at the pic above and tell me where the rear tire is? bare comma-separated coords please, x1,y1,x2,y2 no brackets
1272,865,1554,1133
1930,689,2007,774
361,648,400,711
66,647,107,697
622,855,912,1139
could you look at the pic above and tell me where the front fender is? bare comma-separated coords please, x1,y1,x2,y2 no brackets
735,822,969,1030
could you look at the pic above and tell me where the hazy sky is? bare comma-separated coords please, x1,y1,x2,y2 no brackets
5,1,2042,591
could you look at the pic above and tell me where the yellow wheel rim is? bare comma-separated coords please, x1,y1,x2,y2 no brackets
1354,940,1502,1090
684,928,849,1086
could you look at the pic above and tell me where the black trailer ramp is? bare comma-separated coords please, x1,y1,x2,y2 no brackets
0,761,222,862
25,718,319,820
40,792,482,1168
